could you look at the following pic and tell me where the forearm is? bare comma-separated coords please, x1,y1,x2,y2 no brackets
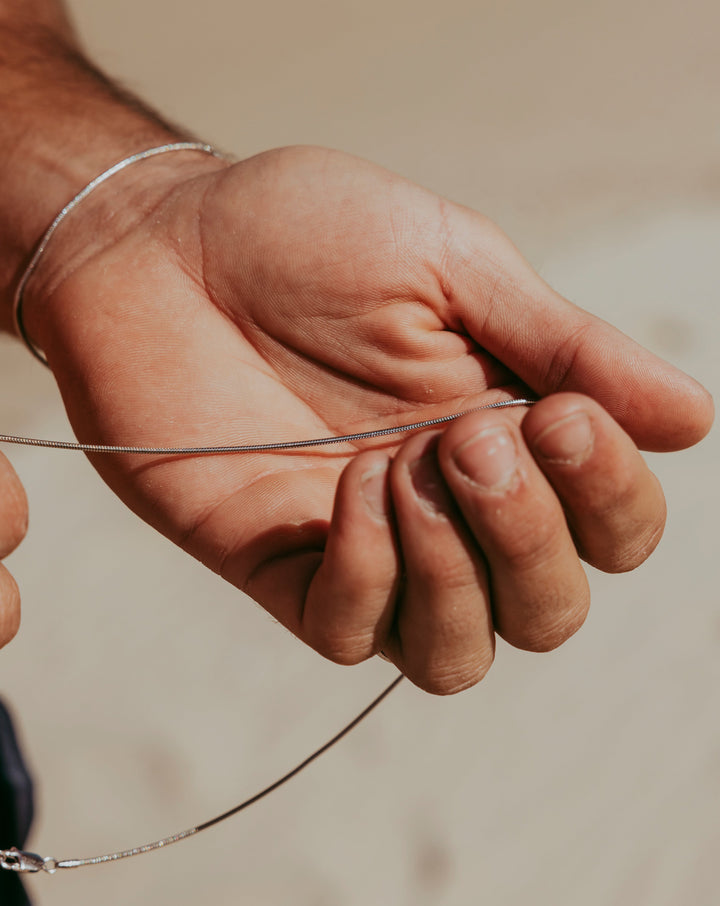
0,0,184,331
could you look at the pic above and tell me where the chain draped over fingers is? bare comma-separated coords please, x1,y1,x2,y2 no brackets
301,393,669,694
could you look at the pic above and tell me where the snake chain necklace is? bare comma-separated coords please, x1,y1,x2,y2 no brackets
0,396,532,877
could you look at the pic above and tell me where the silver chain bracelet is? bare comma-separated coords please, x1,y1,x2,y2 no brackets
12,142,226,366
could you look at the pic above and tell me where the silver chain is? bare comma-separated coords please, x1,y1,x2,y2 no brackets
12,142,227,364
0,397,533,875
1,676,404,874
0,398,532,455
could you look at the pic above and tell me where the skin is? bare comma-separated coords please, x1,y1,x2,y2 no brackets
0,6,714,694
0,452,26,647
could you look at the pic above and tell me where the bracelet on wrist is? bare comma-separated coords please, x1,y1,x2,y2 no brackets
13,141,227,366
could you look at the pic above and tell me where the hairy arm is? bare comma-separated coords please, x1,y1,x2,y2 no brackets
0,0,220,648
0,0,193,330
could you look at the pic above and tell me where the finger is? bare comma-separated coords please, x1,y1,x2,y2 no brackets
302,452,400,664
0,563,21,649
0,452,28,558
522,393,667,573
387,431,494,695
441,205,714,451
438,409,590,652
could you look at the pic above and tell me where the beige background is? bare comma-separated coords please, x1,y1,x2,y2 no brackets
1,1,718,904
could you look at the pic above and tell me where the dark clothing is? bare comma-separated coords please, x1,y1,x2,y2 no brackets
0,700,34,906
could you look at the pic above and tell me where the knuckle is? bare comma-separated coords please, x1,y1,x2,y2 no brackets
411,558,477,596
512,596,590,653
497,515,563,573
540,322,597,393
580,496,667,574
310,627,377,666
0,611,20,649
602,462,661,521
601,515,666,574
0,569,21,649
408,650,495,696
0,480,29,558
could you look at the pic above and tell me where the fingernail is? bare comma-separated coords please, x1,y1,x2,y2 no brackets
410,455,451,515
452,426,518,491
534,412,594,465
361,462,390,519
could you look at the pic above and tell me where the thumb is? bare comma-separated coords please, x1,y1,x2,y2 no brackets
443,206,714,452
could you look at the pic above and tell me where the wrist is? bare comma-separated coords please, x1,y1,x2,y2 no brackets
0,19,188,331
16,146,230,362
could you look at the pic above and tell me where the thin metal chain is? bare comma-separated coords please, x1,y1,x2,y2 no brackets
0,675,404,874
0,397,532,876
0,398,533,455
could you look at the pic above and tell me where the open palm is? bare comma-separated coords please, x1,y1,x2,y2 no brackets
28,145,713,692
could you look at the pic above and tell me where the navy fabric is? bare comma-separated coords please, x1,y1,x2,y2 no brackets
0,699,34,906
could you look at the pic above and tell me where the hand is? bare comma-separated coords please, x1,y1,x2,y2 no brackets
0,452,27,648
24,146,713,692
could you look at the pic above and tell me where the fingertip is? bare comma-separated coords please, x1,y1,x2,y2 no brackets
659,376,714,451
0,564,21,649
437,406,524,491
523,381,714,454
0,454,29,558
605,365,715,452
573,358,713,453
504,590,590,653
521,393,598,447
523,392,669,574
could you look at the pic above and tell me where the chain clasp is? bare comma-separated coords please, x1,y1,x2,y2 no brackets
1,847,57,873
